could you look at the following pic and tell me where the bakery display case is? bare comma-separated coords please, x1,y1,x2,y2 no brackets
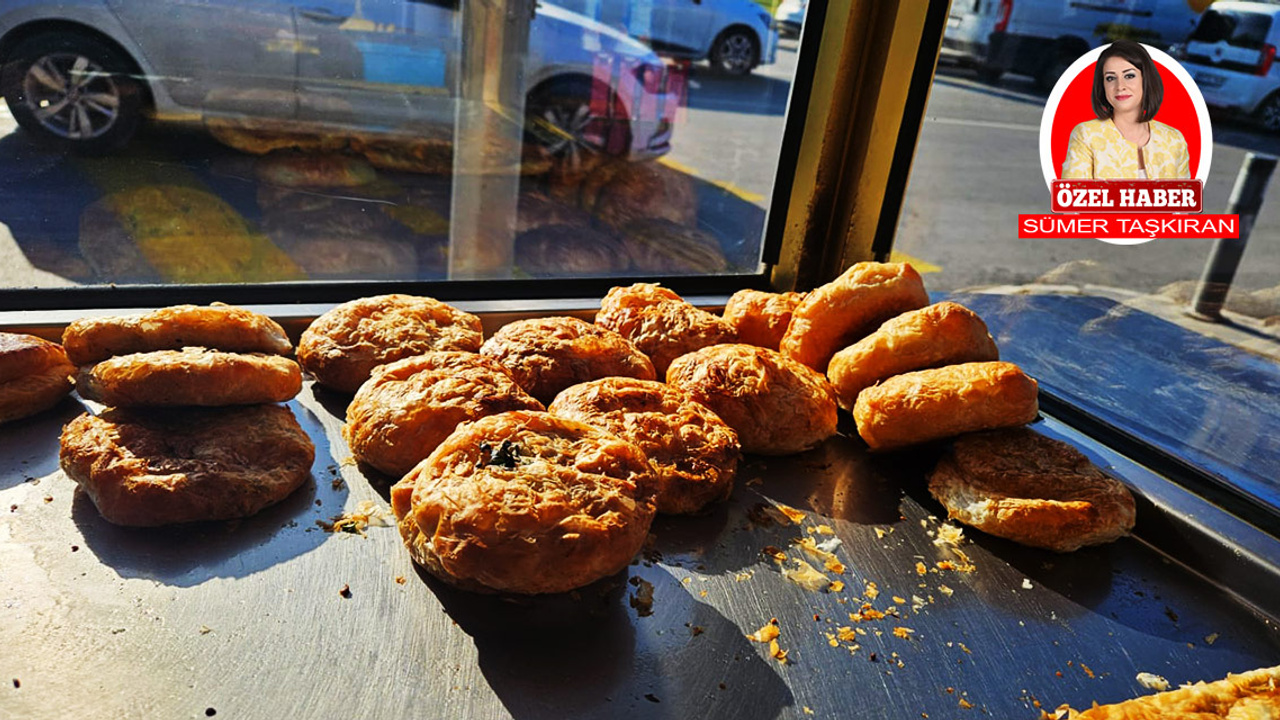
2,0,1278,718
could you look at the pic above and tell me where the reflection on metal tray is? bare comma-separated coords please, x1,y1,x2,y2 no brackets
2,383,1278,719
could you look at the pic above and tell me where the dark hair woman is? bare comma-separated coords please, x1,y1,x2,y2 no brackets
1062,40,1190,179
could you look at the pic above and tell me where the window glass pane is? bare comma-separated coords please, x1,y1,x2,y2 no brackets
908,3,1280,507
0,0,799,288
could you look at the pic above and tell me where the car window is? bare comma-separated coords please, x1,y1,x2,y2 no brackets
0,0,794,297
1188,10,1272,50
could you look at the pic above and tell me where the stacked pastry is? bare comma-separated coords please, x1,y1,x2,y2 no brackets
0,332,76,425
57,304,314,527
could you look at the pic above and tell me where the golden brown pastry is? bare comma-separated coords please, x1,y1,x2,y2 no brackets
576,158,630,214
297,294,484,393
928,428,1135,552
514,225,631,278
853,361,1039,451
595,283,734,375
666,344,838,456
592,161,698,230
61,304,292,366
549,377,739,514
344,352,544,478
620,218,728,274
780,262,930,372
722,289,806,350
1054,665,1280,718
60,404,314,526
206,116,349,155
479,316,655,405
390,410,657,594
254,152,377,188
0,333,75,424
350,130,454,175
827,301,999,411
76,348,302,407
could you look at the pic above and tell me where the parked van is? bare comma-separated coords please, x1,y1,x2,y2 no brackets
1176,1,1280,131
943,0,1210,89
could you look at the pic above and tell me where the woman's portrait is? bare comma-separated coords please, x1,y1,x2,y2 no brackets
1061,40,1191,180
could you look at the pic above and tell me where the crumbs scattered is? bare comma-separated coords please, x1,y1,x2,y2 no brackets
746,619,781,643
395,576,407,585
782,559,830,592
1080,663,1096,679
1022,579,1034,590
198,625,213,635
934,524,965,547
893,627,916,640
1205,633,1219,645
958,698,974,710
628,577,655,617
339,584,352,599
330,477,345,491
1136,672,1169,691
316,500,394,536
864,581,880,600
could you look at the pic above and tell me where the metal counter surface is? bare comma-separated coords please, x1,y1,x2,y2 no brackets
2,385,1278,720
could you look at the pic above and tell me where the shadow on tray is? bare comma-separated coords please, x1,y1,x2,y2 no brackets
69,402,347,587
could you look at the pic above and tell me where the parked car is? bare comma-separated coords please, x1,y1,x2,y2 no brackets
943,0,1206,89
1176,1,1280,132
0,0,675,157
773,0,806,40
552,0,778,75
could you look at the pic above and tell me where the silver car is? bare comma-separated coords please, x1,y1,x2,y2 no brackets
0,0,676,156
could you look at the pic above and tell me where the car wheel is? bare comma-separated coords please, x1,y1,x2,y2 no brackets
525,77,630,165
0,32,144,154
709,28,759,76
1255,93,1280,133
975,65,1003,84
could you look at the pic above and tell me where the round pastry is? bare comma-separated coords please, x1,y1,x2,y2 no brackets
514,225,631,277
350,132,454,175
516,192,591,234
576,159,630,213
928,428,1136,552
549,377,740,514
254,152,377,188
665,344,838,456
592,161,698,230
479,316,655,404
62,303,292,366
620,218,728,274
206,115,349,156
60,404,315,527
722,289,806,351
827,301,1000,411
780,262,930,372
344,352,544,478
297,294,484,393
389,410,657,594
853,361,1039,451
595,283,734,375
76,348,302,407
0,333,75,424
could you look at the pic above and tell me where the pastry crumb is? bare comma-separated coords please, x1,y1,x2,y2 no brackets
1136,672,1169,691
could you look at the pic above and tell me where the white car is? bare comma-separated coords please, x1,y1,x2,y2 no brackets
552,0,778,75
1177,1,1280,132
0,0,676,157
773,0,805,40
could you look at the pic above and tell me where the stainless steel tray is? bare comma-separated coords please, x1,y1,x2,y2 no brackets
2,383,1278,720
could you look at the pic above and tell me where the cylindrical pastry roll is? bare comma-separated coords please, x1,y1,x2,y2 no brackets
853,361,1039,450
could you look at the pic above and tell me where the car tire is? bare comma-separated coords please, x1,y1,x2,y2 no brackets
524,76,631,163
975,65,1003,84
1255,93,1280,133
0,31,144,154
709,28,759,76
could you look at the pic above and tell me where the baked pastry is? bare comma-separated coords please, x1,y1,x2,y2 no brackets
514,225,631,277
297,294,484,393
254,152,377,188
60,404,314,526
344,352,544,478
76,348,302,407
351,131,454,175
550,377,740,514
595,283,734,374
265,233,419,280
390,410,657,594
666,344,838,456
620,218,728,274
62,303,293,366
479,316,655,404
853,361,1039,451
0,333,75,424
205,113,349,155
780,262,930,372
928,428,1135,552
722,289,806,350
827,301,999,411
1054,665,1280,718
592,161,698,230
